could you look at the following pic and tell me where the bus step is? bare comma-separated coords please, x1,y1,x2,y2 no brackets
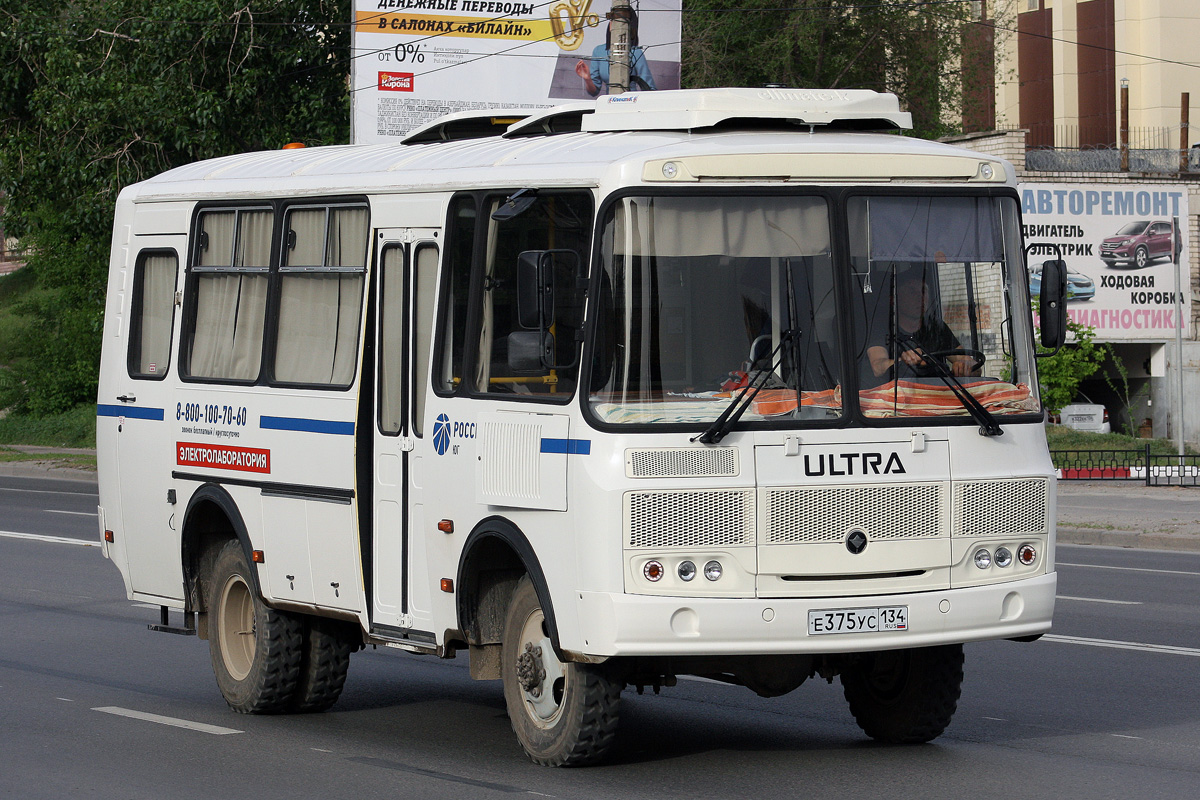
148,606,196,636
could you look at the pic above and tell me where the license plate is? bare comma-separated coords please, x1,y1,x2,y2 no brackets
808,606,908,635
1069,415,1092,423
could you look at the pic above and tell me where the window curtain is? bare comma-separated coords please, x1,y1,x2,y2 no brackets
189,209,269,380
275,206,367,385
189,273,268,380
137,253,177,375
474,201,501,390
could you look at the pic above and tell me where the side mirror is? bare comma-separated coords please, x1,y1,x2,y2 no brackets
517,251,553,329
516,249,583,330
507,330,555,373
1038,258,1068,352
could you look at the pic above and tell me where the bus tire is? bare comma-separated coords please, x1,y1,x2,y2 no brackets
501,576,621,766
841,644,963,744
289,617,353,713
207,540,303,714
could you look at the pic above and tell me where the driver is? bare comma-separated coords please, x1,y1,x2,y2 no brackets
866,267,973,379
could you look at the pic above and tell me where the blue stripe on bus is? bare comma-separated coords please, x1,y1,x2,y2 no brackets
259,415,355,436
540,438,591,455
97,404,165,421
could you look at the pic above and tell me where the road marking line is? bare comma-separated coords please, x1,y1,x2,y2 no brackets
56,698,74,702
0,530,98,547
1044,634,1200,658
92,707,243,735
0,486,98,498
1059,561,1200,577
45,509,96,517
1111,734,1143,740
1057,595,1142,605
983,717,1008,722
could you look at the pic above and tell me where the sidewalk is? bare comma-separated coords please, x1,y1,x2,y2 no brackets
3,449,1198,552
1055,479,1200,553
0,446,98,483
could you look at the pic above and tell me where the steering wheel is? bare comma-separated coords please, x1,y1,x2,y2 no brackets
914,348,986,375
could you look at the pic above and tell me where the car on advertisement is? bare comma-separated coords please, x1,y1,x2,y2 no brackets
1029,262,1095,301
1099,219,1181,269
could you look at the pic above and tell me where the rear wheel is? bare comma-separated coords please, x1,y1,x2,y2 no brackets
289,617,354,713
841,644,964,744
207,540,302,714
501,576,622,766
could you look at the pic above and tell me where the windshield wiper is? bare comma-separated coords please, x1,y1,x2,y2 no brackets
896,337,1003,437
693,330,799,445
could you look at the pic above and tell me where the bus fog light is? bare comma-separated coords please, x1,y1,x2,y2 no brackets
974,549,992,569
703,560,723,581
678,561,697,582
643,560,665,582
1017,544,1037,566
994,547,1013,568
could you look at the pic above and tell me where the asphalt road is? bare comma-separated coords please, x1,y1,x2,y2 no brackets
2,475,1199,800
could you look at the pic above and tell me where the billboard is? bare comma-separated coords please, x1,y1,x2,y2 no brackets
351,1,682,143
1020,183,1191,340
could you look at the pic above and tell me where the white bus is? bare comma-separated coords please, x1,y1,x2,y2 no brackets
97,88,1068,766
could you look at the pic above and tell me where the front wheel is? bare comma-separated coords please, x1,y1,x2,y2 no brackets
207,540,303,714
841,644,964,744
501,576,622,766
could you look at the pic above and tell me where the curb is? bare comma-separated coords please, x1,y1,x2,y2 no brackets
1057,526,1200,553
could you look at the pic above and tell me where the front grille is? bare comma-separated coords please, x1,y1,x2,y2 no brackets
952,478,1049,537
763,484,943,544
625,489,755,548
626,447,739,478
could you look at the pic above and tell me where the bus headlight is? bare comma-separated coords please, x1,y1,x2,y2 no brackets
703,560,723,581
973,549,992,569
678,561,697,582
994,547,1013,568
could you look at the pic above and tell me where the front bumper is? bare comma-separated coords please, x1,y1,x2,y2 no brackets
575,572,1056,657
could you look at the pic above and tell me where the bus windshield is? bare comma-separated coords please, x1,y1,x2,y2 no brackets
588,193,1040,427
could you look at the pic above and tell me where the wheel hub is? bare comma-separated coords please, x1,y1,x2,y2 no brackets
516,642,547,696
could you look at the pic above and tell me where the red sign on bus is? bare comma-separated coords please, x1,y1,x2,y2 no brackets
177,442,271,474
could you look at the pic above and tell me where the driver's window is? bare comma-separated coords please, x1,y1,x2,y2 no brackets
470,192,592,398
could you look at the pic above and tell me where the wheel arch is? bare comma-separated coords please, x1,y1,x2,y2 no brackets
455,516,560,656
180,483,261,613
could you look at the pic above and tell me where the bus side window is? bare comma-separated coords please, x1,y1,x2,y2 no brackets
473,192,591,397
434,196,476,395
274,205,369,387
378,244,405,435
412,243,438,435
127,250,178,379
184,208,272,382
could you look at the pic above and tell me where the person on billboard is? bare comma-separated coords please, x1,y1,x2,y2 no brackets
574,6,657,96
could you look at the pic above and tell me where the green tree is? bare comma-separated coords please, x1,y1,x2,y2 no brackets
0,1,350,415
682,0,976,139
1033,306,1113,415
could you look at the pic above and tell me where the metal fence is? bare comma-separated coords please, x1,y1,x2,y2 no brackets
1025,147,1191,173
1051,447,1200,487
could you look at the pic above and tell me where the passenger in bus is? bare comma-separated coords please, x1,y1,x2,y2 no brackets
574,6,657,96
866,267,973,379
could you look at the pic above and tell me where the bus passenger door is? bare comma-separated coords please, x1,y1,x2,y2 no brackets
109,237,186,600
371,233,438,633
